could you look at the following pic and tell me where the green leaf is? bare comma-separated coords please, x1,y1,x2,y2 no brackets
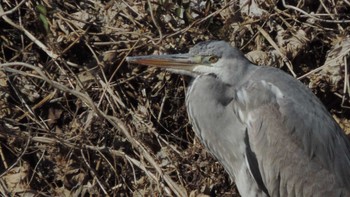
39,14,49,33
36,4,47,16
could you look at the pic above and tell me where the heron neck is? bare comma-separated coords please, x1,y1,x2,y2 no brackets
219,60,258,87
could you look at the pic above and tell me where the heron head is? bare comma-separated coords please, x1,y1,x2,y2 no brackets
126,41,252,84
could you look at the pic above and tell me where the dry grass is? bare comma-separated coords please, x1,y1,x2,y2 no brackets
0,0,349,196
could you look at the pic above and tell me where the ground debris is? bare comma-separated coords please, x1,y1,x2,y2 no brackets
0,0,349,196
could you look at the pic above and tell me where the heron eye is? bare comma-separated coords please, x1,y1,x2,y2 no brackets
208,56,219,63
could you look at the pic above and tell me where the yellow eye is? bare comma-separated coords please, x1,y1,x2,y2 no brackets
201,55,219,64
208,56,219,63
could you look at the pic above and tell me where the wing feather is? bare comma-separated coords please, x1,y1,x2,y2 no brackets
233,67,350,195
244,128,270,196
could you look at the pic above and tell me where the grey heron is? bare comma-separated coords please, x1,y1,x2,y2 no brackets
126,41,350,196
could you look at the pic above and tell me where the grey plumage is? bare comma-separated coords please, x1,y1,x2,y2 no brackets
127,41,350,196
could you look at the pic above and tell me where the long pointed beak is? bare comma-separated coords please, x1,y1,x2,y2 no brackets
126,54,200,72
